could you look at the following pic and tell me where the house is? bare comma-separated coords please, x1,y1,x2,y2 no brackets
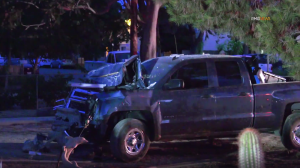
195,30,232,54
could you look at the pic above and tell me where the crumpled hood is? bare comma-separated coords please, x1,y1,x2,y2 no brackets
86,63,124,86
85,55,139,87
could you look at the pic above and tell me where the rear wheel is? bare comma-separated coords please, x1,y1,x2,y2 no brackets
110,118,150,162
281,113,300,150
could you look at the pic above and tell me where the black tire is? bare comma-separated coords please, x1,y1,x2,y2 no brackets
281,113,300,150
110,118,150,162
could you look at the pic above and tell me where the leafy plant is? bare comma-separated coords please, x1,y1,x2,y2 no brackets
217,43,226,53
195,40,204,54
238,128,265,168
0,92,16,111
226,40,244,55
38,74,74,107
8,74,74,110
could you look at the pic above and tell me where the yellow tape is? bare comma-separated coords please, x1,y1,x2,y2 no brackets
98,72,119,78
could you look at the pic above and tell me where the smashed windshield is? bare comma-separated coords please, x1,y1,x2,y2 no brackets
141,58,175,87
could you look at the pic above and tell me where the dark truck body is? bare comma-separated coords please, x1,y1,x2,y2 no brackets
52,55,300,162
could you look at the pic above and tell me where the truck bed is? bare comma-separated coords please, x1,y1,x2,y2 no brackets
252,81,300,130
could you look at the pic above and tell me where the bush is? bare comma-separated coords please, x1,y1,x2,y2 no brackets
0,92,17,111
38,74,74,107
0,74,74,110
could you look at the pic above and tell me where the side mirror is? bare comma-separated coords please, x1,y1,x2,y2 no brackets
164,79,184,90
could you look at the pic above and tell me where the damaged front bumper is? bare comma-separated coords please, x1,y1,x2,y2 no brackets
52,87,99,136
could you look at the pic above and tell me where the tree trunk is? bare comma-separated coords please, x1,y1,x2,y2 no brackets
34,56,39,74
130,0,138,56
190,31,204,54
174,34,178,54
140,0,163,62
157,25,161,57
4,41,12,90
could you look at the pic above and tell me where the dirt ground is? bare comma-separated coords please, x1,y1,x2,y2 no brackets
1,123,300,168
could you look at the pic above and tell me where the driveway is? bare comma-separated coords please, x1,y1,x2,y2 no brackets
0,121,299,168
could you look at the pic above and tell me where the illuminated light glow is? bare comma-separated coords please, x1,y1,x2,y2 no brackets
261,50,264,54
125,19,131,26
161,120,170,124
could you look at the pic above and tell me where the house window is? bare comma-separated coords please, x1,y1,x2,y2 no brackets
121,47,126,51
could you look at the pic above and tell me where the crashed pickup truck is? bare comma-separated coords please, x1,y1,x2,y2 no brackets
51,54,300,162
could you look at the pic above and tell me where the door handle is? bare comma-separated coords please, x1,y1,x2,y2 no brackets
201,94,214,98
238,92,250,96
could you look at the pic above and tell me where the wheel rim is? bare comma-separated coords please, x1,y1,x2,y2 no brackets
124,128,145,155
293,125,300,145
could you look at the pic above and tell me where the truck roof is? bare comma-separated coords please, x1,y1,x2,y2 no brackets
148,54,241,65
109,51,130,54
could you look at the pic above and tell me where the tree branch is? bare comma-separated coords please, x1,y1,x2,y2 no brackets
21,22,46,30
137,15,145,24
58,0,119,15
17,1,39,9
123,0,132,13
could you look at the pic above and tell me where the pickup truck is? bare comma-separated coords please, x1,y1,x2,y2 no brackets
51,54,300,162
84,51,132,71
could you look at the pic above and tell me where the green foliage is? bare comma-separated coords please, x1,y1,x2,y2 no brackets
165,0,300,79
216,39,243,55
272,68,289,76
217,43,226,53
195,40,204,54
38,74,74,107
0,74,73,110
238,128,265,168
226,40,244,55
0,92,16,111
0,0,129,61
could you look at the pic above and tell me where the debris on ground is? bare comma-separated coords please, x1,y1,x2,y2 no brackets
22,133,50,153
61,136,88,168
28,151,42,156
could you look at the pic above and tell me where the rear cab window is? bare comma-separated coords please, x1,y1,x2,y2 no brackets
215,61,243,87
170,62,209,89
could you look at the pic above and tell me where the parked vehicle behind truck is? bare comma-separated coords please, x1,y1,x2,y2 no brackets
84,51,132,71
51,54,300,162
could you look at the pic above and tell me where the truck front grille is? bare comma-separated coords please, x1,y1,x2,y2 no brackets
70,88,98,100
68,100,86,112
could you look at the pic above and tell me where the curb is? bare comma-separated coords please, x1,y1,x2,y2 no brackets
0,116,55,126
1,160,92,164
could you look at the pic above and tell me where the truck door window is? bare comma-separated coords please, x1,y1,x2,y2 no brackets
215,61,242,87
171,62,208,89
107,54,115,63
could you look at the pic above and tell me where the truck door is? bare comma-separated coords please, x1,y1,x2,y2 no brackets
212,59,254,132
159,60,216,137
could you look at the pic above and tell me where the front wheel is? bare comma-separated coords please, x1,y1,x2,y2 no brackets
281,113,300,150
110,118,150,162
